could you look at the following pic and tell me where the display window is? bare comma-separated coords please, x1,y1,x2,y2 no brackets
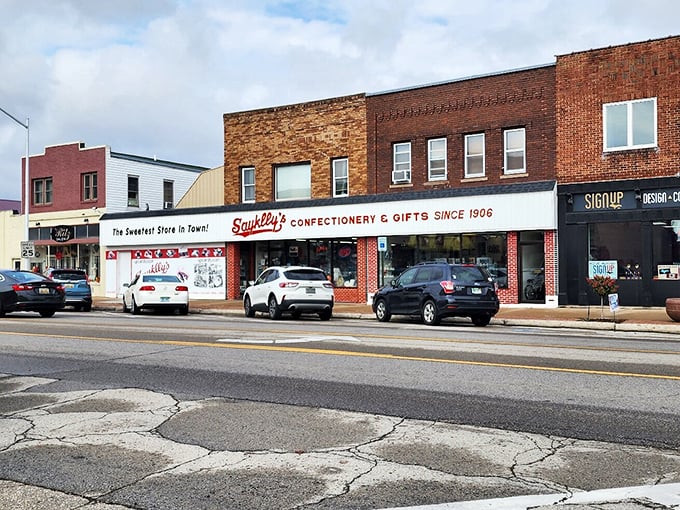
378,233,508,287
588,222,642,279
253,239,358,287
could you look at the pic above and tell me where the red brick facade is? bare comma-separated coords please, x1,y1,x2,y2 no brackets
366,66,556,193
24,142,106,213
556,36,680,183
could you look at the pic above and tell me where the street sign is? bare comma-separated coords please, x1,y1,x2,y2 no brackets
377,236,387,252
20,241,35,258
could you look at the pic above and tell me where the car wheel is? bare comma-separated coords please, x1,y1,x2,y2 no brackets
74,305,82,312
244,296,255,317
122,297,130,313
292,311,302,320
268,295,281,320
131,297,140,315
374,299,391,322
421,299,440,326
180,305,189,316
83,304,92,312
0,301,5,317
471,315,491,327
39,310,56,318
318,309,331,321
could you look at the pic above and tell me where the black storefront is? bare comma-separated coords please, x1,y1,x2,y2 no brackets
559,177,680,307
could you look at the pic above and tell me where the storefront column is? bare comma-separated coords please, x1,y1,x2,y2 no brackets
365,237,379,302
501,232,519,304
544,230,558,305
226,242,240,300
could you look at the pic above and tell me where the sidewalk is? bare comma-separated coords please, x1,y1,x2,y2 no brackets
93,297,680,334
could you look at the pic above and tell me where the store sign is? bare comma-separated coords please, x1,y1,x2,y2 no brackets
50,225,74,243
640,189,680,209
571,191,637,212
101,189,556,247
588,260,617,279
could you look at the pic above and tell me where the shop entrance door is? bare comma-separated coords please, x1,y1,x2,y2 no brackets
520,232,545,303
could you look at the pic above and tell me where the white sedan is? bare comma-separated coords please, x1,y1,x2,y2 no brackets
122,274,189,315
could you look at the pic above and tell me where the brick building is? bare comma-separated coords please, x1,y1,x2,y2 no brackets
556,36,680,306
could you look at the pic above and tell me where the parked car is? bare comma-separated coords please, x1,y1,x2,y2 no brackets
243,266,334,320
0,269,66,318
44,268,92,311
122,274,189,315
372,262,500,326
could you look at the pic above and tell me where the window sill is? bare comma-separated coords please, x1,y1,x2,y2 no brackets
424,180,447,186
389,183,413,189
460,176,487,183
500,172,528,179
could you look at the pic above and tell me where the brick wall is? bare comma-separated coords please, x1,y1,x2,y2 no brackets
223,94,368,204
556,36,680,183
25,142,106,213
366,66,556,194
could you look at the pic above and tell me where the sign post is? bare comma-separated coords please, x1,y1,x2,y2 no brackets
20,241,35,259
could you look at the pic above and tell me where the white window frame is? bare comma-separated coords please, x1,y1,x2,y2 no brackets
275,163,311,201
464,133,485,178
332,158,349,197
503,128,526,175
392,142,411,183
242,167,255,203
603,97,657,152
428,138,447,181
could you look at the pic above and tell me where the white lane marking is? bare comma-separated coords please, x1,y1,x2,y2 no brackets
215,335,360,344
389,482,680,509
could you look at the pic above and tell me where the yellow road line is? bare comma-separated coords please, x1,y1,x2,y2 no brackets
4,330,680,381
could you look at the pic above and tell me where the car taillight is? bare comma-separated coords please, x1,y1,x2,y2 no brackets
279,282,299,288
139,285,156,291
175,286,189,292
12,283,31,291
323,282,333,288
56,284,65,292
440,281,455,294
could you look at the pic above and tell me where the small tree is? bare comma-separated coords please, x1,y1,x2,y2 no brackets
586,275,619,319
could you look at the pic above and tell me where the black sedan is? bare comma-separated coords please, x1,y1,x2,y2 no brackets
0,269,66,317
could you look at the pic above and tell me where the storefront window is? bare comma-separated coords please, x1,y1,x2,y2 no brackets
253,239,357,287
378,233,507,287
652,220,680,280
589,222,642,279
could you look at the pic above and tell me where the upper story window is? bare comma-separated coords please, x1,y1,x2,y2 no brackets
392,142,411,184
163,180,174,209
504,128,526,174
332,158,348,197
82,172,97,202
275,163,310,201
428,138,447,181
603,97,657,151
242,167,255,203
33,177,53,205
127,175,139,207
465,133,485,178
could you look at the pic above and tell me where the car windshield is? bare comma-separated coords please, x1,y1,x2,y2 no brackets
450,265,488,284
51,272,87,281
142,275,181,283
283,269,327,281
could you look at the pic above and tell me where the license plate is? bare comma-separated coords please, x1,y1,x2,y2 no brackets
471,287,482,294
306,287,316,294
39,287,50,294
160,296,170,302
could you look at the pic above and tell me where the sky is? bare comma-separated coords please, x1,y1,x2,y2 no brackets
0,0,678,201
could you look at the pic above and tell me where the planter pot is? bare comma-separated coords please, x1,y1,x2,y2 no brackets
665,298,680,322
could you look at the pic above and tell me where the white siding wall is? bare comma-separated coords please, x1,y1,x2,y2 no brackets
105,151,202,214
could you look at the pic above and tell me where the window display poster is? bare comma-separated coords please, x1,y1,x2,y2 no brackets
588,260,617,279
130,246,225,298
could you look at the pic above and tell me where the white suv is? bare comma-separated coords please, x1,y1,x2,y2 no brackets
243,266,334,320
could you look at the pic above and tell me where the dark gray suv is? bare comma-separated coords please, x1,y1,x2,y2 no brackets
372,262,499,326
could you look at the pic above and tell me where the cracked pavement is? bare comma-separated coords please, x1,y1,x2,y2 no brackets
1,374,680,509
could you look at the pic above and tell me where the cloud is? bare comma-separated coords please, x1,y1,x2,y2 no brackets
0,0,678,200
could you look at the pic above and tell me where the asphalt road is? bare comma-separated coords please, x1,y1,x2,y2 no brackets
1,310,680,509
